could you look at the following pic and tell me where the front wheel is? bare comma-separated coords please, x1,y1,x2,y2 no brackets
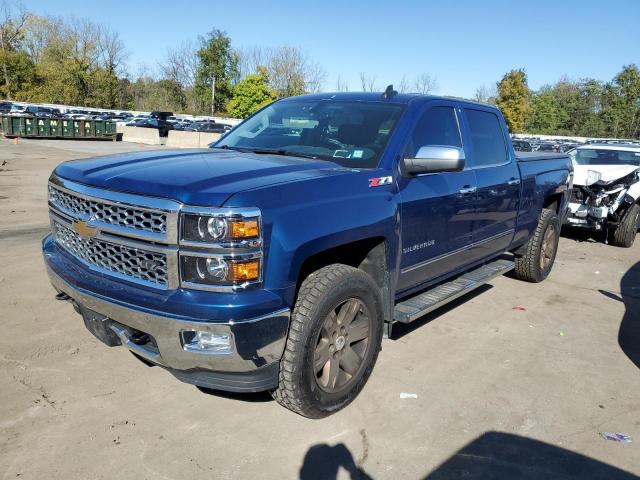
611,203,639,248
272,264,383,418
513,208,560,283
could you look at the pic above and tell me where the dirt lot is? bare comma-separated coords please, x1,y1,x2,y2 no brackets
1,137,639,479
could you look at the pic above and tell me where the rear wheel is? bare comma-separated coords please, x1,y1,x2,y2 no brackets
272,264,383,418
611,203,639,248
513,208,560,283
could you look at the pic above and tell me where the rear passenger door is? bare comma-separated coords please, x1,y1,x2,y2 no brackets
462,107,521,259
397,102,477,292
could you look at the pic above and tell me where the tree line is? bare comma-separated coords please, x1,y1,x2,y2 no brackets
2,2,639,135
0,2,328,117
480,66,640,139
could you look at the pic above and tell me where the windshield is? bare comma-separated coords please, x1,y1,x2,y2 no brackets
571,148,640,166
215,99,405,168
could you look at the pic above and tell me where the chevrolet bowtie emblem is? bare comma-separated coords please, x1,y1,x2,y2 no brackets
72,219,98,240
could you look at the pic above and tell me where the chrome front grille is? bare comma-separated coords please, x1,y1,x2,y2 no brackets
49,185,167,234
52,221,169,286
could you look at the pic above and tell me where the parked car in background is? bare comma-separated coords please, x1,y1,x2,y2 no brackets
186,120,232,134
0,102,12,113
512,139,533,152
538,143,561,153
129,118,174,137
565,144,640,247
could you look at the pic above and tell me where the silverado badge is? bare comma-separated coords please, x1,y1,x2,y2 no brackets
72,219,98,240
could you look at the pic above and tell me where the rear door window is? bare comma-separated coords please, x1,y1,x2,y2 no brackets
465,109,508,167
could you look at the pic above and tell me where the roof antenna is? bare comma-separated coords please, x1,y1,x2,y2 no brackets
382,84,398,99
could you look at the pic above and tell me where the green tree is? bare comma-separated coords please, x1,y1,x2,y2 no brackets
0,2,30,99
601,64,640,138
193,29,238,114
496,68,530,133
226,68,276,118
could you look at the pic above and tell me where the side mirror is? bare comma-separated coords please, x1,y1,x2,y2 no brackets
402,146,465,175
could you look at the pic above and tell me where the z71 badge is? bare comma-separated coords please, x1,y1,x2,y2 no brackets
368,176,392,187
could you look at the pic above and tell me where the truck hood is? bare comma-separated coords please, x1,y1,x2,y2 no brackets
572,163,640,186
54,149,347,205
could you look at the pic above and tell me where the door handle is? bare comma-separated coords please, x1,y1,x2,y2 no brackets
507,178,521,186
459,186,477,195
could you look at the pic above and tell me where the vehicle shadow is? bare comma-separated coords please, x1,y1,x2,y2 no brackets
299,443,372,480
561,226,608,244
600,260,640,369
299,432,637,479
195,386,273,403
390,285,493,340
424,431,637,479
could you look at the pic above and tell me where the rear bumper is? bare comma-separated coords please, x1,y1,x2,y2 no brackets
44,239,290,392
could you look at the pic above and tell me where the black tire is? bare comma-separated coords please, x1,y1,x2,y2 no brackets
611,203,639,248
272,264,383,418
514,208,560,283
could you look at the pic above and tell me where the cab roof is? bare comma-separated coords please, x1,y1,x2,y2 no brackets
281,91,494,109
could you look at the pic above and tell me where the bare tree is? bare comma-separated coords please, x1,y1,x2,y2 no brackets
98,25,127,74
414,72,438,94
267,45,326,96
335,75,349,92
0,0,30,99
474,83,497,104
359,72,377,92
160,40,198,88
397,74,409,93
236,45,270,79
65,17,100,71
304,58,327,93
21,14,61,65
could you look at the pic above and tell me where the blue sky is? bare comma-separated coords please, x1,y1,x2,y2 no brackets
23,0,640,98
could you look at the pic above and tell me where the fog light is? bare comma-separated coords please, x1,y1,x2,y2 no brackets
181,330,233,354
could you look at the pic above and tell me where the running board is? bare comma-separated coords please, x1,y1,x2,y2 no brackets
393,258,514,324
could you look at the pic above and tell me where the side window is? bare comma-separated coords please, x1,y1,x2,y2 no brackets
465,109,508,167
408,106,461,157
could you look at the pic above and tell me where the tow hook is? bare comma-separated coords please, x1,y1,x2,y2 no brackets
55,292,71,301
55,291,81,313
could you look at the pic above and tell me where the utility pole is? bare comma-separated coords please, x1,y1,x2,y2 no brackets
210,72,215,115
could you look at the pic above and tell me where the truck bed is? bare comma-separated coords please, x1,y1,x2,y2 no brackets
516,152,569,162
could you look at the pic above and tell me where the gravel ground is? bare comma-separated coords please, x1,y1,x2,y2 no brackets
0,137,638,479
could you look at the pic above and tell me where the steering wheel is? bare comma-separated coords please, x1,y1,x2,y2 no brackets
323,138,347,150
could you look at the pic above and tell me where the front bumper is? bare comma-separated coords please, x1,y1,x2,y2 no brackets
45,240,290,393
564,201,608,229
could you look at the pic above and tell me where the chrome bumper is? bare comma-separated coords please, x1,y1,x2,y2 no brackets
46,266,290,375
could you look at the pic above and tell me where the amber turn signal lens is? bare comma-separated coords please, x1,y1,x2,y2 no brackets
229,220,259,239
229,260,260,281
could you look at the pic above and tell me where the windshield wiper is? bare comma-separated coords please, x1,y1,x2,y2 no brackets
216,145,318,160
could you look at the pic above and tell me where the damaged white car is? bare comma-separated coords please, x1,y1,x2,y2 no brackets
565,144,640,247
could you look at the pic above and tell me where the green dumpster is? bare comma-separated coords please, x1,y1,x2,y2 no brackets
50,118,61,137
94,120,105,136
24,117,35,136
10,116,24,136
73,120,84,137
85,120,95,137
106,121,116,136
62,119,73,137
0,115,7,135
36,117,51,137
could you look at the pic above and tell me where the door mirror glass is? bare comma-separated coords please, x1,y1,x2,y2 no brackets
403,146,465,174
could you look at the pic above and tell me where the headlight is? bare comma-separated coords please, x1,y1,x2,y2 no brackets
586,170,602,186
181,213,260,243
181,255,261,287
179,207,262,290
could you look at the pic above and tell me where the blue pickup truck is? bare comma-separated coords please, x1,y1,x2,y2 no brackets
43,91,572,417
